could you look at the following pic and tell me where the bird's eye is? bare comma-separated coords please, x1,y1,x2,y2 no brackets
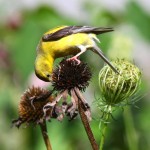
47,74,50,78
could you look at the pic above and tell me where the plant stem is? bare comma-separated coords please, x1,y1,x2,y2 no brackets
99,122,107,150
123,107,139,150
74,89,98,150
40,121,52,150
99,110,110,150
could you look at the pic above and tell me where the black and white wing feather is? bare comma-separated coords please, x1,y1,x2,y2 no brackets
42,26,113,42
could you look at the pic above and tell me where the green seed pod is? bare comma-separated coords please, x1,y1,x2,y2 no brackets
99,59,141,105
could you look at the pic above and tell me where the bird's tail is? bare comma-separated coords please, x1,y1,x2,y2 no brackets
92,45,119,74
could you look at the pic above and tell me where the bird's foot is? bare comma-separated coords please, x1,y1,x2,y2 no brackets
67,56,81,64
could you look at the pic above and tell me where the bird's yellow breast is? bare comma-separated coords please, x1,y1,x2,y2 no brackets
40,33,94,58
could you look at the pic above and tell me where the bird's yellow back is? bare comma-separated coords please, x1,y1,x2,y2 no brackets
39,26,96,58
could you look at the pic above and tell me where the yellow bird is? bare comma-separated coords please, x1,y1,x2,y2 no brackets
35,25,118,82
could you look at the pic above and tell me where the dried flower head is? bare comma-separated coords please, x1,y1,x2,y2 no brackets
12,86,54,127
52,60,92,92
43,60,92,122
99,59,141,105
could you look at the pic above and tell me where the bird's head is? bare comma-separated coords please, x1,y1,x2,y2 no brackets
34,55,54,82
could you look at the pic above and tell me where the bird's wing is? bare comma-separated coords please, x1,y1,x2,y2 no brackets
42,26,114,42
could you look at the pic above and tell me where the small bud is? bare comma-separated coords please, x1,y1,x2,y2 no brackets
99,59,141,105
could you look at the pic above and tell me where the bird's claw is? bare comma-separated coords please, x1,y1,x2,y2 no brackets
67,57,81,64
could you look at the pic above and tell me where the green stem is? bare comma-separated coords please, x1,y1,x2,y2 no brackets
40,121,52,150
99,122,108,150
99,108,110,150
123,107,139,150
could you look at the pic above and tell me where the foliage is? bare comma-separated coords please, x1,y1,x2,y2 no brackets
0,1,150,150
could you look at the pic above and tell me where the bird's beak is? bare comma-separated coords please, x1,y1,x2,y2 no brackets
48,75,52,82
92,46,119,74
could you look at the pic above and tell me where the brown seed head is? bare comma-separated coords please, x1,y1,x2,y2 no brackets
52,60,92,92
12,86,53,127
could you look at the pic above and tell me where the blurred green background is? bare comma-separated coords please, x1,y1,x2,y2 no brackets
0,0,150,150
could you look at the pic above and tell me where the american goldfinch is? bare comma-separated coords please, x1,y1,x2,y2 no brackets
35,25,118,82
